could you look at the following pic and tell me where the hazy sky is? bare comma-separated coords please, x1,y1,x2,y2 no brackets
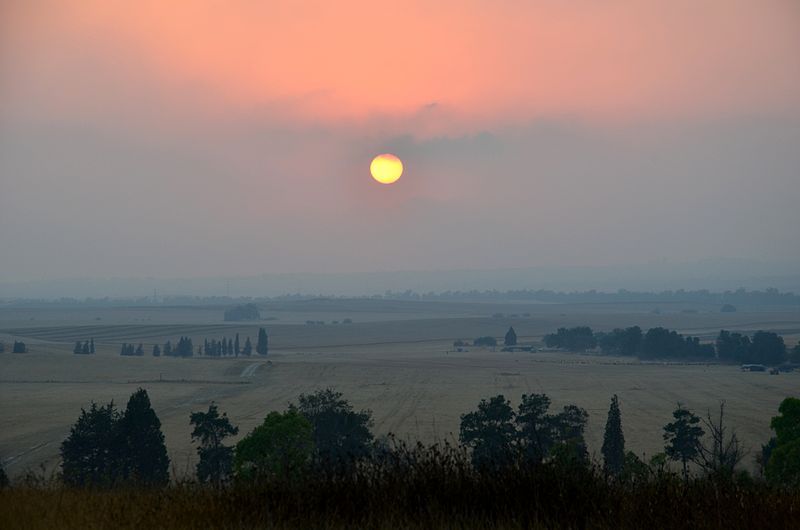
1,1,799,283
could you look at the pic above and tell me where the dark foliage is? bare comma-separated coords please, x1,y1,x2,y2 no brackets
60,389,169,488
256,328,268,356
460,395,516,469
12,441,800,529
663,404,704,479
602,394,625,476
544,326,597,352
295,389,373,468
504,326,517,346
473,336,497,347
60,402,121,487
766,397,800,487
12,341,27,353
748,331,786,365
641,327,714,359
190,403,239,487
223,303,261,321
597,326,643,356
116,389,170,487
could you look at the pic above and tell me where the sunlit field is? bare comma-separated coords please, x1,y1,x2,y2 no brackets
2,299,798,479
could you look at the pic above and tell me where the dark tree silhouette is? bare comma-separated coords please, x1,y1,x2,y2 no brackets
256,328,269,356
116,388,170,487
234,333,240,356
12,341,27,353
504,326,517,346
597,327,642,356
190,403,239,487
602,394,625,476
473,336,497,347
749,331,786,365
460,395,516,469
152,344,161,357
90,338,95,354
766,397,800,487
516,393,556,464
695,402,745,477
544,327,596,352
243,337,252,356
296,389,374,467
551,404,589,464
716,330,751,363
663,404,704,479
60,402,121,487
74,341,82,354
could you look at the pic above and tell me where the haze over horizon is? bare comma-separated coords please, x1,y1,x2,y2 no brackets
2,1,799,285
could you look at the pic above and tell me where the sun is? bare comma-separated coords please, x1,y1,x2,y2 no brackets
370,154,403,184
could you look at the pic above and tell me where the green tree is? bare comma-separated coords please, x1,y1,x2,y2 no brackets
516,393,556,463
663,404,704,479
190,403,239,486
544,326,596,352
602,394,625,476
234,410,313,480
473,336,497,347
460,395,516,468
551,404,589,464
73,341,82,354
234,333,240,356
243,337,252,355
597,326,642,356
256,328,268,355
152,344,161,357
766,397,800,486
90,338,95,354
296,389,374,466
60,402,121,487
117,388,170,486
82,341,90,354
504,326,517,346
749,331,786,365
790,342,800,363
716,330,751,363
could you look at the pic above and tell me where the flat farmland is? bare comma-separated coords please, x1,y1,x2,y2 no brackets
1,299,799,478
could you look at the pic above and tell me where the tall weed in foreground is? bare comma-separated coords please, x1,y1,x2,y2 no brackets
1,442,799,529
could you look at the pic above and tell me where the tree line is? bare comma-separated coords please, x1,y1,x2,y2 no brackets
8,287,798,309
120,328,269,358
0,341,27,353
73,339,95,354
15,387,794,491
543,325,799,364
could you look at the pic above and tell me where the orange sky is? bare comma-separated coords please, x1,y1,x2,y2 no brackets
5,0,799,129
1,1,799,282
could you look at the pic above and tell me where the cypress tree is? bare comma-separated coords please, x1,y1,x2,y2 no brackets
152,344,161,357
602,394,625,476
90,338,95,354
256,328,268,356
117,388,170,487
82,341,90,354
74,341,82,354
504,326,517,346
235,333,240,356
243,337,252,356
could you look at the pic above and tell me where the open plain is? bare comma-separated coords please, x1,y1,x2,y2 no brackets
2,298,799,478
